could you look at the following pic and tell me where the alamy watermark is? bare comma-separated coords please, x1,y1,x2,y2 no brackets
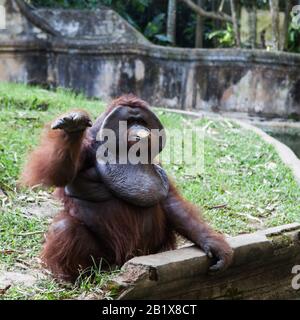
0,5,6,30
96,122,204,176
291,265,300,290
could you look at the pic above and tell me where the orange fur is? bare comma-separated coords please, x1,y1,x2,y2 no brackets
21,113,89,187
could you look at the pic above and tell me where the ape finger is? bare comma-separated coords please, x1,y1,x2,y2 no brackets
209,258,226,273
51,119,65,130
203,244,213,258
51,112,92,132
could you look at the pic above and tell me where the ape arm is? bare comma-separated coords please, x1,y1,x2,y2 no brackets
162,182,233,272
21,111,92,187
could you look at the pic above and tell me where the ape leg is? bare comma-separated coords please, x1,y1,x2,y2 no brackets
162,183,233,272
41,212,106,282
21,110,92,187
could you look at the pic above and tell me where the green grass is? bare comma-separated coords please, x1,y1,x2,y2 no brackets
0,82,300,299
164,117,300,234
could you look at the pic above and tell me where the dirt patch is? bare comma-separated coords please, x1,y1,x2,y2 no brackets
0,269,46,289
20,200,62,218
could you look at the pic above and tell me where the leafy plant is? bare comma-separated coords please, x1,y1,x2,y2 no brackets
291,5,300,31
288,25,300,53
144,13,172,45
207,23,235,48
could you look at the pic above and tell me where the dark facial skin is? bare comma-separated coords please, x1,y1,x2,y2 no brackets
94,105,169,206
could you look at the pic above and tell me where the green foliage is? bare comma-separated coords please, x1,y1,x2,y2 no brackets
288,25,300,53
29,0,100,9
144,13,172,44
290,5,300,31
207,23,235,48
288,6,300,53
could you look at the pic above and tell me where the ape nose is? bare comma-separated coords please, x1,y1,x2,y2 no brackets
126,107,142,122
128,108,141,116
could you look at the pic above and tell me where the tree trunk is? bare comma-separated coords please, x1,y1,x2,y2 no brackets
283,0,292,51
180,0,233,23
167,0,177,45
230,0,241,47
248,0,257,49
195,0,204,48
269,0,280,50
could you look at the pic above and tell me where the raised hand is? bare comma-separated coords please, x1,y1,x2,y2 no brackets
51,111,92,133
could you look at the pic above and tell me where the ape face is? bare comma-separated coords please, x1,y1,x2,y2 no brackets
98,105,166,162
93,104,169,207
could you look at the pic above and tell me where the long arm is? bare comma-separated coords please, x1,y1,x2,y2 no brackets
21,110,92,187
162,182,233,272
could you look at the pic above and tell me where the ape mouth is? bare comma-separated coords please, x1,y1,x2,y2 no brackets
127,124,150,145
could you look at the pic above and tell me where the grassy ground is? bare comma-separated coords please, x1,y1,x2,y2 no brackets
1,82,300,299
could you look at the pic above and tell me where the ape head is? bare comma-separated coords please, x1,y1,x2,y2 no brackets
91,95,169,207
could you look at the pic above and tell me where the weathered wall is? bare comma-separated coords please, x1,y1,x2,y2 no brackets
0,0,300,118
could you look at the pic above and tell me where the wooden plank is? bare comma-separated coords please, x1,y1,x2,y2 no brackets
114,223,300,299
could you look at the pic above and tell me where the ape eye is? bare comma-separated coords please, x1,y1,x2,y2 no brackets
127,118,146,127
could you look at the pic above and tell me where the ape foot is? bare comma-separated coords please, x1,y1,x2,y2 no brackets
51,111,92,133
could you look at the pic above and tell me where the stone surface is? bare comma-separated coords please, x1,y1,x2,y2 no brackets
0,0,299,117
20,200,62,218
114,223,300,299
0,270,45,288
35,8,149,44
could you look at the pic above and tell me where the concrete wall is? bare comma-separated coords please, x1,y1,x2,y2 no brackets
0,0,300,118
